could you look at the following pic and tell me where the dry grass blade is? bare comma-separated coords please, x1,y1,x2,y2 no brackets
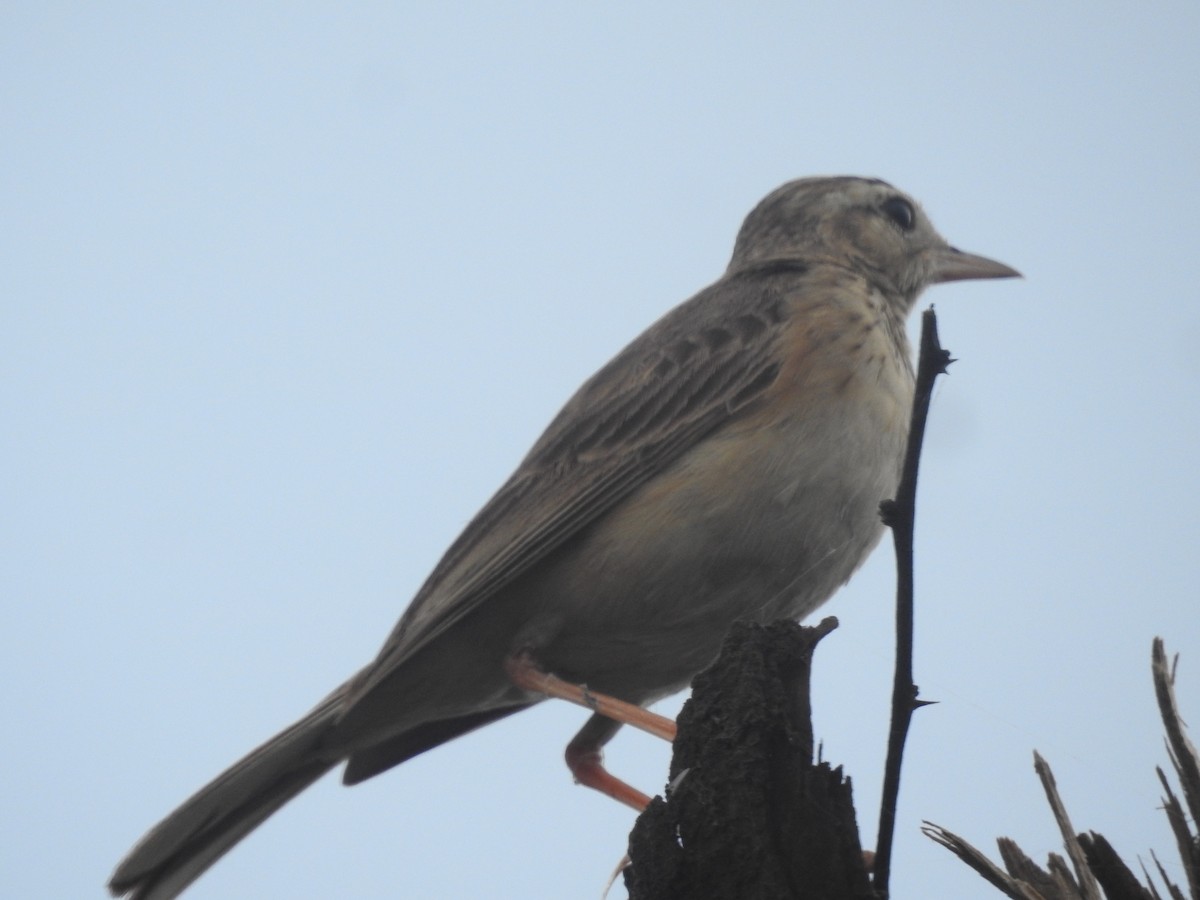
921,823,1047,900
997,839,1080,898
1148,848,1187,900
927,639,1200,899
1152,639,1200,897
1155,767,1200,898
1076,831,1156,899
1033,752,1103,899
1153,640,1200,827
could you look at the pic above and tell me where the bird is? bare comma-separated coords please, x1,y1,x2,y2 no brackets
109,176,1019,898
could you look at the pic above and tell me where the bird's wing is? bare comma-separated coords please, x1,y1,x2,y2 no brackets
352,261,807,697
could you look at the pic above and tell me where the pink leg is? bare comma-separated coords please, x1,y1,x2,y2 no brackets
504,652,676,741
505,653,675,810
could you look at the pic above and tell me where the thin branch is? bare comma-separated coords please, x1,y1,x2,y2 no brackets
872,307,952,896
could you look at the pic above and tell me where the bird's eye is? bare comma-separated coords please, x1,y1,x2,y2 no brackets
881,197,916,231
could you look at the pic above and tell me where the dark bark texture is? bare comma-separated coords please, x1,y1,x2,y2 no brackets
625,618,873,900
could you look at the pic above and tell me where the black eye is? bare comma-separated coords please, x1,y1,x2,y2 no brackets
881,197,916,231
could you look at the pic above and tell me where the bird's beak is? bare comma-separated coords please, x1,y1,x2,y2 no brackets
927,245,1021,284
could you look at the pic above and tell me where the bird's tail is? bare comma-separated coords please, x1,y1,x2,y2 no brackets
108,682,349,900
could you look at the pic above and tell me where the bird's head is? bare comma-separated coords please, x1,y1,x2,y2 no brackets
729,176,1019,307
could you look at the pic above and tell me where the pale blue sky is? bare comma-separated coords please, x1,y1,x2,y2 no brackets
4,4,1199,898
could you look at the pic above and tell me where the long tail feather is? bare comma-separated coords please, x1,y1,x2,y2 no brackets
109,684,347,899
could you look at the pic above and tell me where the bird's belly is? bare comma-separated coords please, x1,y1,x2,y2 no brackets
518,398,907,702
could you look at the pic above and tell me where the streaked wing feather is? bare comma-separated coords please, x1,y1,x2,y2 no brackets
353,262,805,696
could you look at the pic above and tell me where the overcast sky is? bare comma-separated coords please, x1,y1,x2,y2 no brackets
5,4,1200,898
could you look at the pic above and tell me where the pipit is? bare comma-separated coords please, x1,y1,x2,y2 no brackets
110,176,1019,899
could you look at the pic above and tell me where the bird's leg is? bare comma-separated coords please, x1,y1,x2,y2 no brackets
567,713,652,811
504,652,677,741
505,653,677,811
